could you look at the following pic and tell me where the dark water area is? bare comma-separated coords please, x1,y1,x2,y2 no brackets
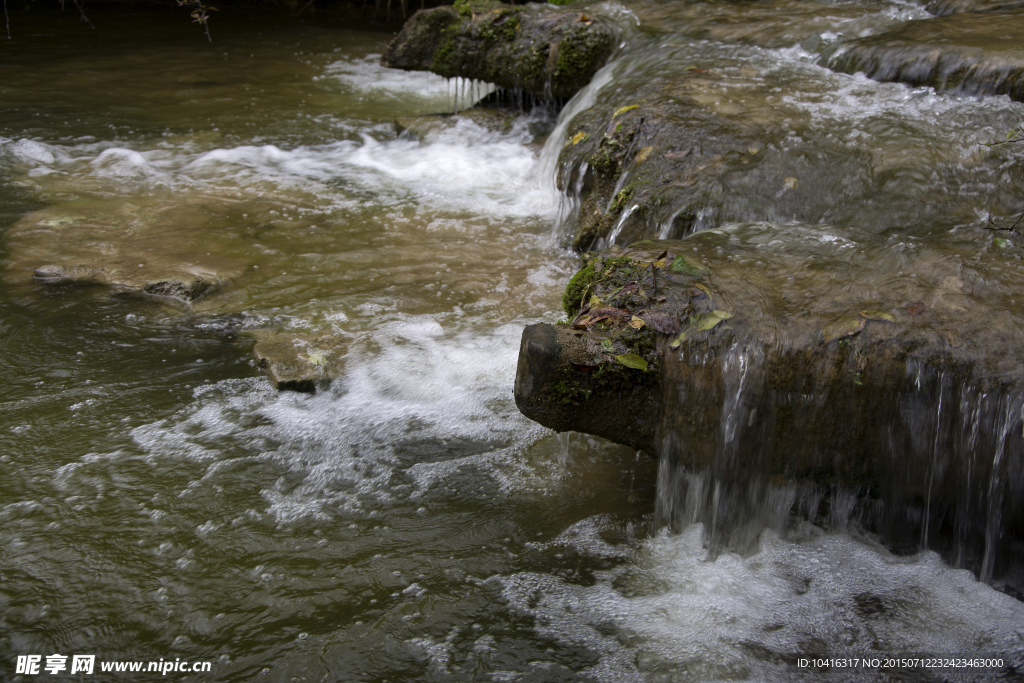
1,3,1023,682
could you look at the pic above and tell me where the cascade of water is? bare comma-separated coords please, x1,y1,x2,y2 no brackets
652,343,1024,587
534,62,618,230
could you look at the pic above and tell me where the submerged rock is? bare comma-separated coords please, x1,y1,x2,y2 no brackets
380,0,614,100
394,107,518,141
7,201,247,304
826,11,1024,102
32,264,217,303
250,330,346,393
516,233,1024,587
925,0,1024,16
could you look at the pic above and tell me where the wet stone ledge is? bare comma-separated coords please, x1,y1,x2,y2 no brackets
515,235,1024,589
380,0,615,101
925,0,1024,16
825,10,1024,102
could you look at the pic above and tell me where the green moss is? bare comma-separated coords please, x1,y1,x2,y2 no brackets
553,367,591,405
477,12,519,43
432,23,463,76
562,259,598,317
562,254,646,317
454,0,472,17
611,185,634,213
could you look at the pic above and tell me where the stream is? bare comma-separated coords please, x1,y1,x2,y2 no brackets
1,3,1023,681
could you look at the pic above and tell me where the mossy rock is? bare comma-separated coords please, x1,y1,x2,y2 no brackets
381,1,614,100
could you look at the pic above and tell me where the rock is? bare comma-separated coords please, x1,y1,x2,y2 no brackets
381,0,614,101
554,51,1024,251
6,200,247,304
394,107,518,141
31,264,216,303
515,321,661,453
825,11,1024,102
516,234,1024,581
925,0,1024,16
32,264,109,287
555,77,871,250
250,330,346,393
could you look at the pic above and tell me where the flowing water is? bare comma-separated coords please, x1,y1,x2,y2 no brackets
1,4,1023,682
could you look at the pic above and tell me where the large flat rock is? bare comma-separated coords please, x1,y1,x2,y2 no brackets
826,11,1024,101
6,199,248,304
516,233,1024,586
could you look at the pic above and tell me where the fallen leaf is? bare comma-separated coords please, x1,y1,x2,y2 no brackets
692,310,732,331
615,353,648,371
589,306,631,319
859,309,895,323
784,177,798,190
669,310,731,348
629,315,645,329
905,301,926,316
822,317,865,343
664,149,690,159
635,146,654,163
613,104,639,118
641,312,682,334
569,360,597,372
570,131,588,146
670,255,708,276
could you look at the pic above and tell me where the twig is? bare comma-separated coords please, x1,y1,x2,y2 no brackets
981,126,1024,148
986,212,1024,233
71,0,95,29
177,0,216,42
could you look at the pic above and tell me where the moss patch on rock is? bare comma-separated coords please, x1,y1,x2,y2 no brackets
381,1,614,100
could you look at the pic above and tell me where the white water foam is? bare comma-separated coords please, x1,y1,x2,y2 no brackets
1,111,558,219
105,317,549,524
502,521,1024,682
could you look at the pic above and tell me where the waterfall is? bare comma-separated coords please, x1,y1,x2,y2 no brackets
650,341,1024,587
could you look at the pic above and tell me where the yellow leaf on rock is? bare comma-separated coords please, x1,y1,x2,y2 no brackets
613,104,639,118
629,316,645,329
859,309,895,323
615,353,648,370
